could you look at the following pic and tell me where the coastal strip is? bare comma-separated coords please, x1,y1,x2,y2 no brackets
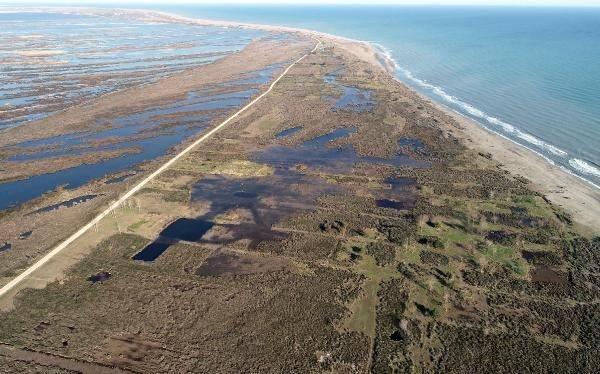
6,6,597,232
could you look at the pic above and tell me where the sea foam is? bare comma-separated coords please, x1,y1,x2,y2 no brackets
569,159,600,178
370,43,584,171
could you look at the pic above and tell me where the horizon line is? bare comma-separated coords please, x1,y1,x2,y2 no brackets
2,3,600,9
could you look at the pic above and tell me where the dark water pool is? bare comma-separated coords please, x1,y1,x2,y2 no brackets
275,126,303,139
27,194,98,215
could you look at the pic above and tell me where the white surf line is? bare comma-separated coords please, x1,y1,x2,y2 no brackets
0,39,321,299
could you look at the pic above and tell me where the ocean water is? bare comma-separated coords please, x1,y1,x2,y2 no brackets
150,5,600,188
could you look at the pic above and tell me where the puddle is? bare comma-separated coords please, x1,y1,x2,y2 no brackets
88,271,111,284
196,250,289,277
275,126,303,139
18,230,32,240
0,242,11,252
28,194,98,215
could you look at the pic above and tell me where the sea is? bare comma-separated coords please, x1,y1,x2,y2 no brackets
148,4,600,188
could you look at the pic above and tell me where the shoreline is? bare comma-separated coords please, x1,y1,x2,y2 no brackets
4,6,599,233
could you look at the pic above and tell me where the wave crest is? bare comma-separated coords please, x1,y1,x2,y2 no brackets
371,43,570,158
569,159,600,178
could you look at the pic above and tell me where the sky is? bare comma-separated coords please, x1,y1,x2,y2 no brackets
3,0,600,6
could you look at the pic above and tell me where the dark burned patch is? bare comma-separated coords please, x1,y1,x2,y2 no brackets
28,194,98,215
103,335,163,370
33,321,50,333
530,266,567,284
196,250,290,277
88,271,111,284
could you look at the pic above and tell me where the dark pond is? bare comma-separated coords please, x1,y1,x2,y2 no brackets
275,126,303,139
28,194,98,215
0,242,11,252
161,218,215,242
133,218,215,262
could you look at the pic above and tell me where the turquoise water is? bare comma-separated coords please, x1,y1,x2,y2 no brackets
151,5,600,187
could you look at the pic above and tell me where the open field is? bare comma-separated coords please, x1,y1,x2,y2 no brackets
0,11,598,373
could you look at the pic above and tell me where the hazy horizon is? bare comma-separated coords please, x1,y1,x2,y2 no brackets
2,1,600,8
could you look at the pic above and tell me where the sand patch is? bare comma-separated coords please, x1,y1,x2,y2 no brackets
16,49,64,57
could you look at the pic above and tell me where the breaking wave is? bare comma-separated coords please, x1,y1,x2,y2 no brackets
569,159,600,178
371,42,598,188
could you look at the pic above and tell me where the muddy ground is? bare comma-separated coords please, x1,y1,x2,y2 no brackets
0,34,598,373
